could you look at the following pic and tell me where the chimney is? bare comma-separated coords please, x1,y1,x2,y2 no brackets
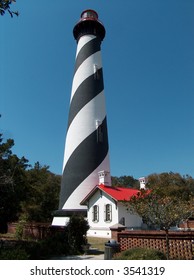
98,170,111,186
139,177,147,189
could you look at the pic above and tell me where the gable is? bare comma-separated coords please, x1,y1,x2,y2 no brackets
87,188,116,207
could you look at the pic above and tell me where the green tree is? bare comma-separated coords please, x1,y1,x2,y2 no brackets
124,173,194,259
112,175,139,189
147,172,194,196
21,162,60,223
67,215,89,254
0,0,18,17
0,134,29,232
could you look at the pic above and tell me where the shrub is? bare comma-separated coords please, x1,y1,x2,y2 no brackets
37,231,70,258
113,247,167,260
21,241,42,259
0,247,29,260
15,214,29,240
67,215,89,254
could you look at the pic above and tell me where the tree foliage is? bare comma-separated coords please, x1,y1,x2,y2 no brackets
0,0,18,17
112,175,139,189
67,215,89,254
21,162,61,222
127,188,194,231
0,134,29,232
0,133,61,232
125,172,194,230
124,172,194,259
147,172,194,196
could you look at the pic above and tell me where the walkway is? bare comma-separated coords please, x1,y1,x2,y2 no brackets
50,248,104,260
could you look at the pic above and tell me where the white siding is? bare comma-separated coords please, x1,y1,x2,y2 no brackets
118,203,142,228
87,189,118,229
86,189,142,237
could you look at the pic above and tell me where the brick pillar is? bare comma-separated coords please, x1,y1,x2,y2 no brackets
110,223,126,240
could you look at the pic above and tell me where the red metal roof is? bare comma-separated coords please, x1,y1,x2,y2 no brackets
80,184,140,205
98,184,140,201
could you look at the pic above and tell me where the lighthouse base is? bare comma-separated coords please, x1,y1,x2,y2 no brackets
52,209,87,226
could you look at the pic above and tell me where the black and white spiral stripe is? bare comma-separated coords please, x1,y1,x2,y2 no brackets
59,34,110,212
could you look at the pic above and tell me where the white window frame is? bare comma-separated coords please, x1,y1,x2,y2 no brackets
92,205,99,222
104,203,112,222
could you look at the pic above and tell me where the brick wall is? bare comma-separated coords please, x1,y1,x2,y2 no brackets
116,230,194,260
179,219,194,229
8,223,65,240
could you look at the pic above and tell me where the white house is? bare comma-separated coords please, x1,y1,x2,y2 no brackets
80,173,142,238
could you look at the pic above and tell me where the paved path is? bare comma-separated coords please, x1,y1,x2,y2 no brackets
50,248,104,260
51,254,104,260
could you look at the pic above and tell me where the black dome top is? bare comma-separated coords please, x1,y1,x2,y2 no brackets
73,10,105,42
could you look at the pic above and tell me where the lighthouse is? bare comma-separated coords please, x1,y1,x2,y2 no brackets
52,10,111,226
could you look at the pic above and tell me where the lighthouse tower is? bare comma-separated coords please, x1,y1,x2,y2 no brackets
52,10,111,226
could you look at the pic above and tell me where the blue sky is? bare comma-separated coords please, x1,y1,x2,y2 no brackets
1,0,194,179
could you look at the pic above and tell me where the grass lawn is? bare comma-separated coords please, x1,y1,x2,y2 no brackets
87,237,110,252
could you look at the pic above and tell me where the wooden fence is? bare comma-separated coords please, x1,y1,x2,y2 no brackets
116,230,194,260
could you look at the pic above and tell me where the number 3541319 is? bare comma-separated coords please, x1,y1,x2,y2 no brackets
123,267,165,276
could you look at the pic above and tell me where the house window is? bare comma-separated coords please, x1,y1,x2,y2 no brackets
105,204,112,222
92,205,99,222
